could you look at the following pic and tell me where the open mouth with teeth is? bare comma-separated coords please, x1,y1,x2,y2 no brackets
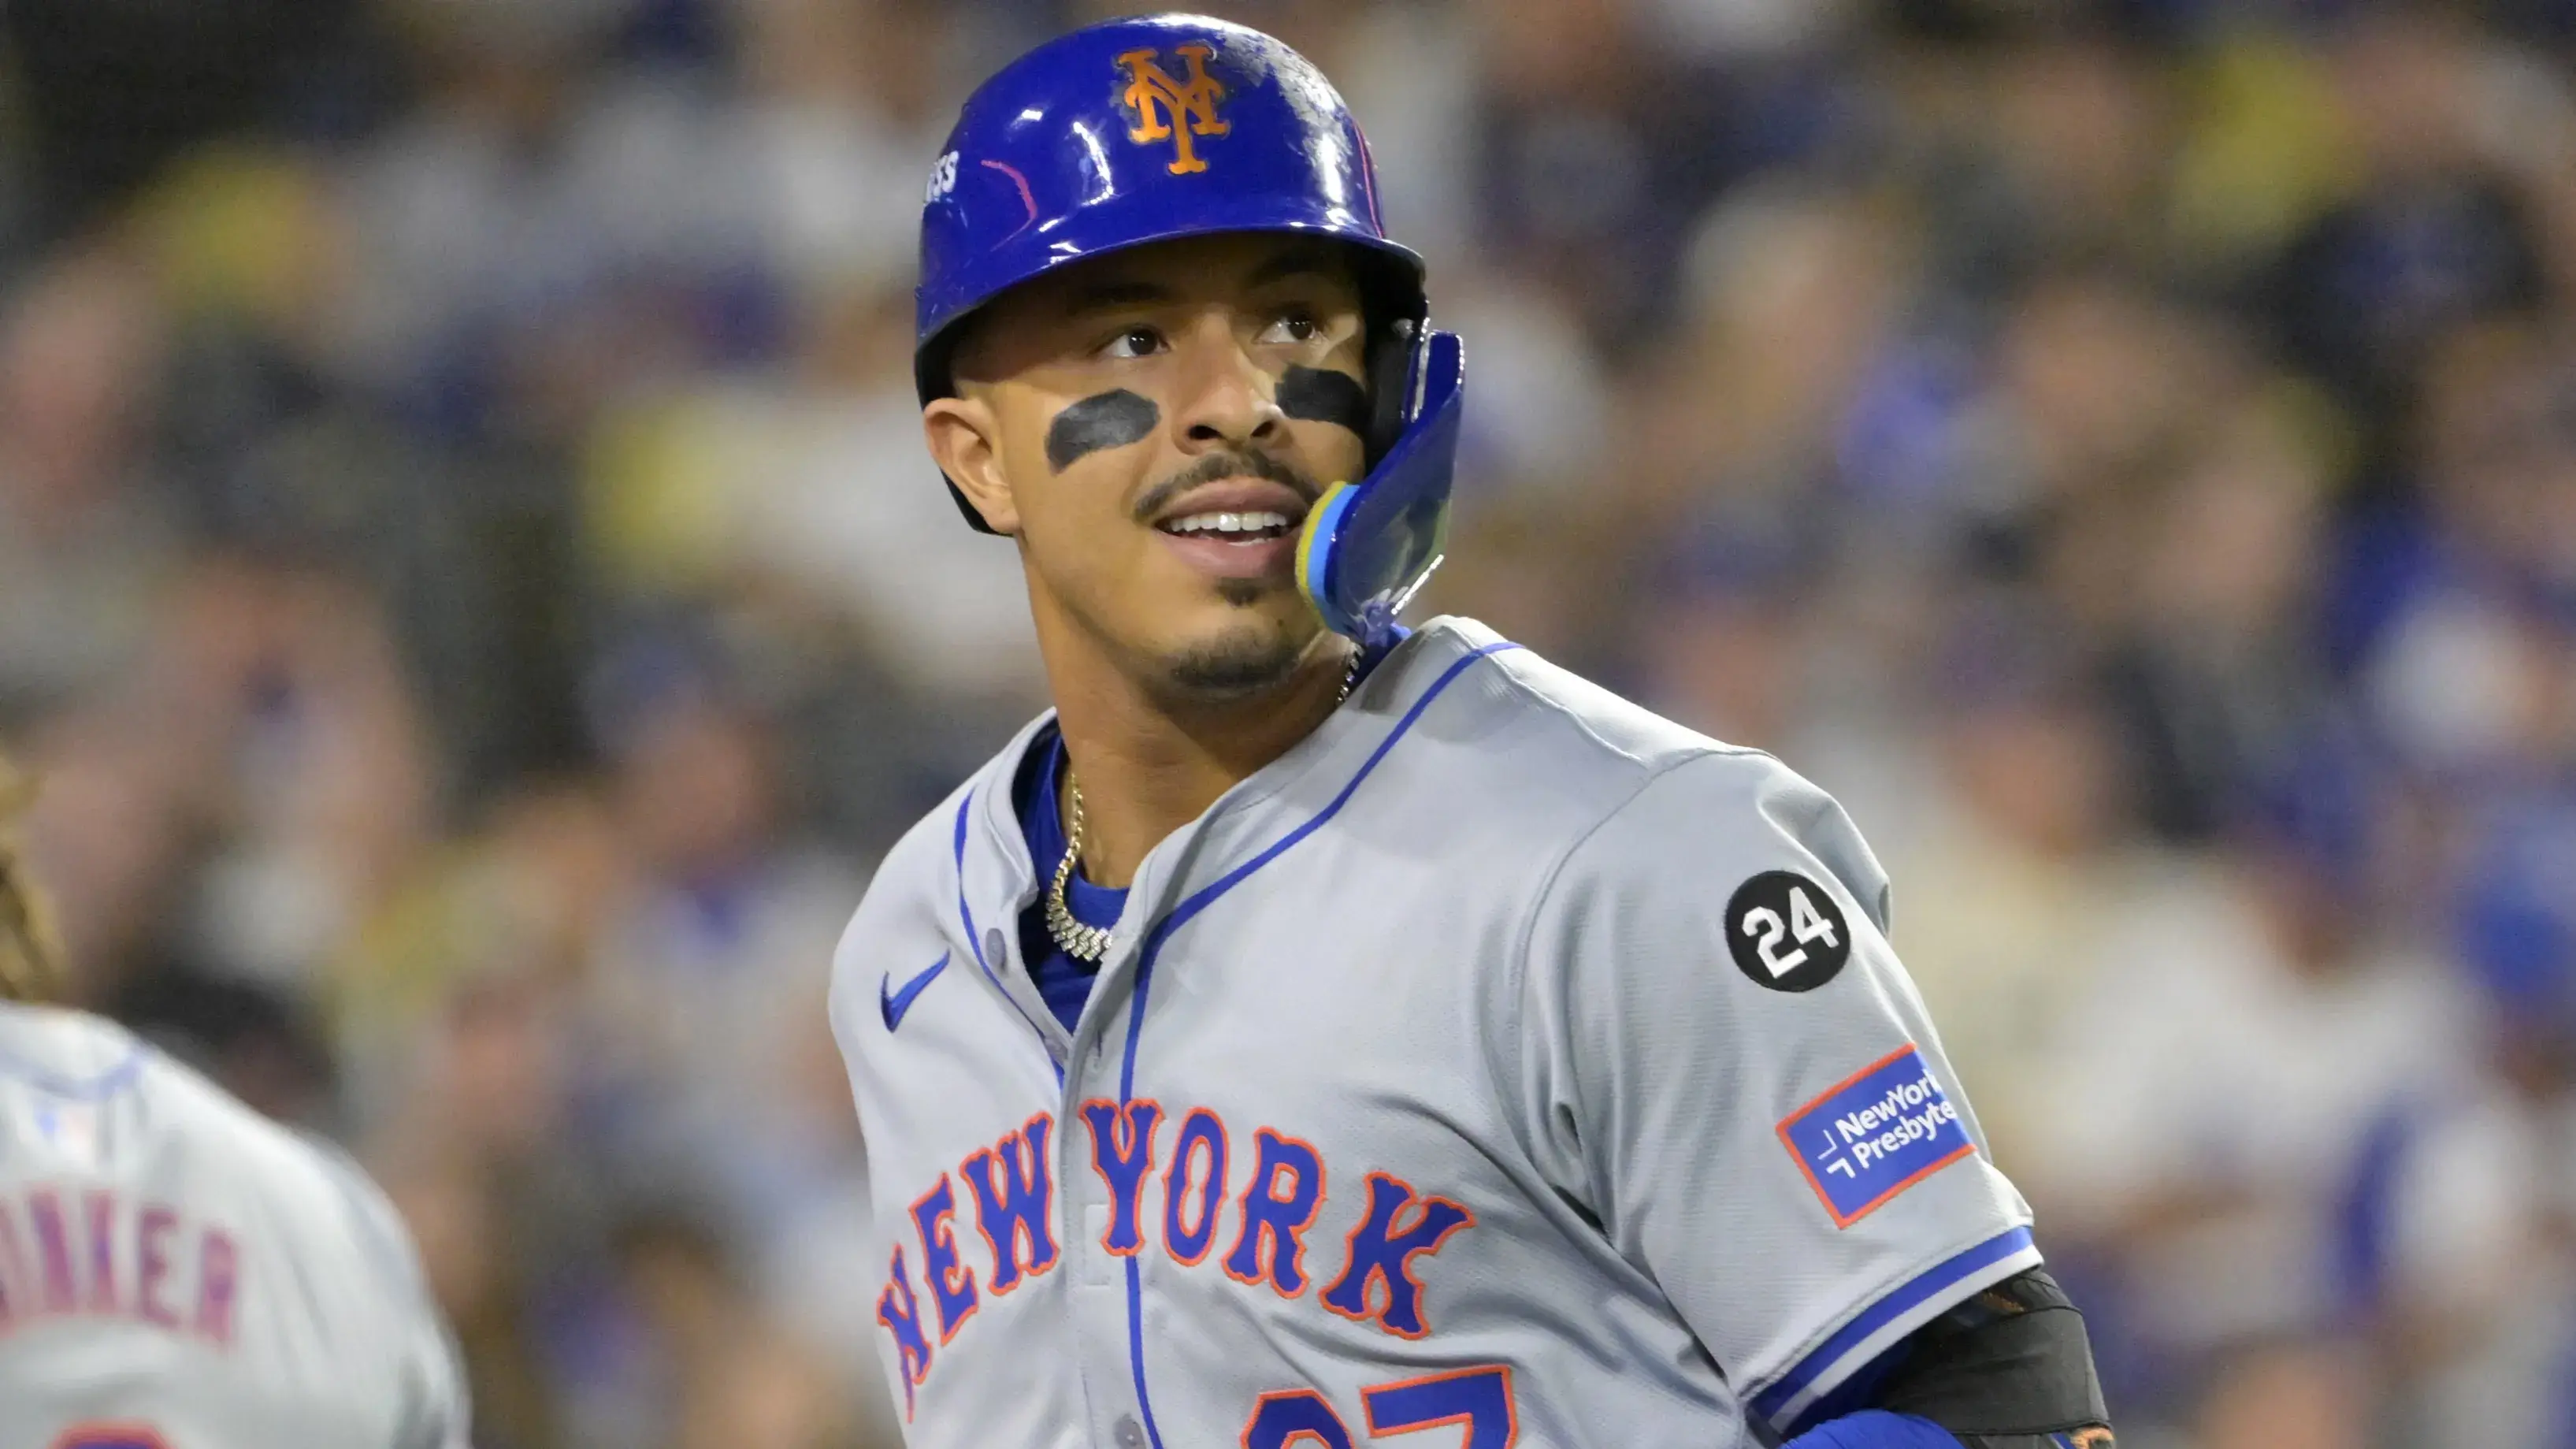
1157,510,1297,542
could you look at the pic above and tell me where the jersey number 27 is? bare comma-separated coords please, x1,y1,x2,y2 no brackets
1245,1365,1516,1447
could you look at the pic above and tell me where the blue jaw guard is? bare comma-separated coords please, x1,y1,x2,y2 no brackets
1296,325,1464,652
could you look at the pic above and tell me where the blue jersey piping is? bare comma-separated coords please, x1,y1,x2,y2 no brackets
953,791,1065,1085
1115,640,1520,1447
0,1040,149,1102
1754,1224,2040,1430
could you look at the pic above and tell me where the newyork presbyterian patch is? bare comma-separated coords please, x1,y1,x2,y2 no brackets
1777,1046,1973,1227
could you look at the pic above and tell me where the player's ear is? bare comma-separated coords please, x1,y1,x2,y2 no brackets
924,393,1020,536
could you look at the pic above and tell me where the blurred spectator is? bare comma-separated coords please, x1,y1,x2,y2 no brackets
730,0,956,307
2271,9,2548,442
2103,385,2344,842
1,0,368,243
2340,792,2576,1448
613,1212,859,1449
0,243,180,721
2366,321,2576,768
579,288,1045,703
575,643,863,1207
2017,736,2479,1432
1464,0,1744,350
1852,607,2138,1178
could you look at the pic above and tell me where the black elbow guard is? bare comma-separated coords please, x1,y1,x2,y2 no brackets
1870,1268,2115,1447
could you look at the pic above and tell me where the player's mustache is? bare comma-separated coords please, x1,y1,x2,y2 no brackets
1130,451,1320,525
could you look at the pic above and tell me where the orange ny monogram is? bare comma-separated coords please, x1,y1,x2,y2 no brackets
1118,43,1230,175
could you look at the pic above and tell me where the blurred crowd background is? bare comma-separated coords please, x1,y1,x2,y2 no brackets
2,0,2574,1444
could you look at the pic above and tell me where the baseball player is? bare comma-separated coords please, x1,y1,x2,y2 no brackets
0,752,470,1448
830,15,2114,1449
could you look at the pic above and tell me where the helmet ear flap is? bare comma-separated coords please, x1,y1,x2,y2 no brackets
1364,317,1417,470
1297,325,1463,648
1349,243,1428,469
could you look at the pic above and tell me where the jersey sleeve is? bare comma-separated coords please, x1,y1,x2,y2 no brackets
354,1186,473,1449
306,1140,475,1449
392,1308,474,1449
1511,749,2040,1438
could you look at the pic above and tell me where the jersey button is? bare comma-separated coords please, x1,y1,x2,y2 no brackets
1114,1416,1145,1448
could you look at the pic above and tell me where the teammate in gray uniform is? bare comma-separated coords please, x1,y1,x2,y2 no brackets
0,752,470,1449
831,15,2114,1449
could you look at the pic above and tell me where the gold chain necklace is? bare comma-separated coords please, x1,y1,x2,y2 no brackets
1045,650,1364,964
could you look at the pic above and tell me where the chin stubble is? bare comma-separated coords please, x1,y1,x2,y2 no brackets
1163,622,1307,697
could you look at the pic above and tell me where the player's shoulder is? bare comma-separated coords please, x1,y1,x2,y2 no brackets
0,1001,415,1269
1401,615,1766,778
1401,618,1887,921
1395,617,1814,819
0,998,150,1092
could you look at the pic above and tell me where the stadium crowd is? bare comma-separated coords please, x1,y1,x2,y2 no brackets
1,0,2573,1443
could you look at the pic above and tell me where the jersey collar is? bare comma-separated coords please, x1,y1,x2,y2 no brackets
956,617,1501,959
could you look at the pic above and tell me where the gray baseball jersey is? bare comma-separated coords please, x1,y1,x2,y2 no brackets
830,617,2040,1449
0,1003,468,1449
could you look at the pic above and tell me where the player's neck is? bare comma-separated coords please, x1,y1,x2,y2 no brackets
1041,638,1349,890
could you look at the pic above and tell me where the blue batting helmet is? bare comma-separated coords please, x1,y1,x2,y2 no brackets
915,13,1462,649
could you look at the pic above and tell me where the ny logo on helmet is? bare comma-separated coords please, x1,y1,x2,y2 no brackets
1117,43,1230,175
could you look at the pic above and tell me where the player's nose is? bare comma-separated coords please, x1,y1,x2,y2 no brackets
1171,312,1286,455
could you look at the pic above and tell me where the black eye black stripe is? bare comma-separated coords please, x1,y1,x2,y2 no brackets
1046,371,1363,475
1046,390,1161,472
1279,366,1369,436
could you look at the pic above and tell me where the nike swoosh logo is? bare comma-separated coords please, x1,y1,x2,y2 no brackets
881,953,949,1032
